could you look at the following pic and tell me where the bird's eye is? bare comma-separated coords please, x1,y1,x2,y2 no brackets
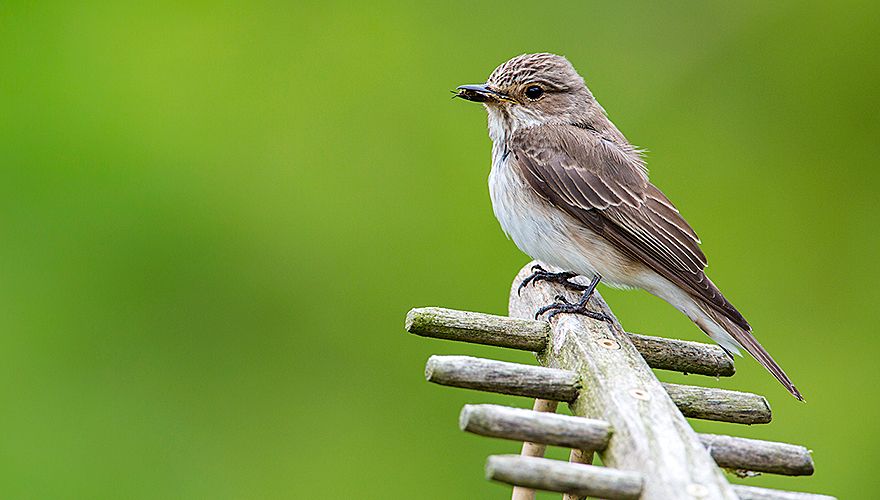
525,85,544,99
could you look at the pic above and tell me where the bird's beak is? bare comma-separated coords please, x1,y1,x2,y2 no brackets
454,84,515,103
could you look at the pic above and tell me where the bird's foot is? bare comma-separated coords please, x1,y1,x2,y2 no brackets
534,274,609,323
535,294,611,323
517,264,588,296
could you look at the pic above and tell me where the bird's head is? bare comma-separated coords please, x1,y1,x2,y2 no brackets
455,53,600,131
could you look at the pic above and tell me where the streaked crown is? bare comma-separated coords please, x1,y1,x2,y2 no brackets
488,53,585,93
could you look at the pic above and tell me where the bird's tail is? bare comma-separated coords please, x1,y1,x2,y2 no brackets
694,301,804,401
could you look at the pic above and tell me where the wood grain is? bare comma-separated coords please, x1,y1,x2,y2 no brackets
509,261,740,499
486,455,642,500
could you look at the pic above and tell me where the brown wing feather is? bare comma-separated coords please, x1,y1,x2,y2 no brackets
512,125,750,331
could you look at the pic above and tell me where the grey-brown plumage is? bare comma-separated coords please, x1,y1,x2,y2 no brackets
513,125,743,329
456,53,803,401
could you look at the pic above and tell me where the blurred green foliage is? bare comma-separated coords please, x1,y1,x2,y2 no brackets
1,1,878,498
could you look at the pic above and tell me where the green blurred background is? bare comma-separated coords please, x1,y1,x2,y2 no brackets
1,1,878,498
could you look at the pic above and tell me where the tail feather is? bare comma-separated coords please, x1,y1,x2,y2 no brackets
700,304,804,401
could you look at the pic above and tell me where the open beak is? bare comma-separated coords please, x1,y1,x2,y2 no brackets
454,84,514,103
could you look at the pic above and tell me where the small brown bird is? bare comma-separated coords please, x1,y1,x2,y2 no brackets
455,53,802,401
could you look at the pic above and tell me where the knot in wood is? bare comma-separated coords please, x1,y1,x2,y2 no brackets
598,337,620,350
628,388,650,401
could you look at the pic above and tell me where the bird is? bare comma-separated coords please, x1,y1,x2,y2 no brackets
454,53,803,401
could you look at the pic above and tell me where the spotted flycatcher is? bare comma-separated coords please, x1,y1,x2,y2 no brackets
455,53,802,400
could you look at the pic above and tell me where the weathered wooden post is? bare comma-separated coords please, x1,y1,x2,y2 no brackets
405,261,835,500
507,265,739,499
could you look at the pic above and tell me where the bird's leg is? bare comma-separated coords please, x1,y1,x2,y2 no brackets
517,264,589,296
534,274,611,323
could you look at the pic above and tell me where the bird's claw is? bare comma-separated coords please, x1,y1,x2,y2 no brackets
536,299,611,323
534,279,611,323
516,265,543,296
517,265,587,296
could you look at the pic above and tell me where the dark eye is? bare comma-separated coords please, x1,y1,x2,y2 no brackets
525,85,544,99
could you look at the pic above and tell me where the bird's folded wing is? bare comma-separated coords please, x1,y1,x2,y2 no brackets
511,125,749,330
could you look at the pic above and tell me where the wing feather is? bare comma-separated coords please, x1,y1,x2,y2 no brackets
512,125,748,330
